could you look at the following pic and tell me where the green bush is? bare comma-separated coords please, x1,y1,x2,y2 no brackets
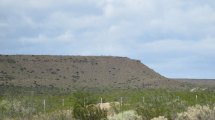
73,103,107,120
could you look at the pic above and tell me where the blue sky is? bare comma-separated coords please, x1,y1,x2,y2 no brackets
0,0,215,79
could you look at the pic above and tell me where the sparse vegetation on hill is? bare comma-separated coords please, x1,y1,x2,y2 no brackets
0,55,185,90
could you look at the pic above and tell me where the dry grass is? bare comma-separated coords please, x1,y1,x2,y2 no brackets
151,116,168,120
32,110,73,120
108,110,141,120
176,105,215,120
151,105,215,120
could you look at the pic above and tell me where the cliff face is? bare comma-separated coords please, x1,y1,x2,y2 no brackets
0,55,182,90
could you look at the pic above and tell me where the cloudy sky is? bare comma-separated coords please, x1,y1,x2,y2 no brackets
0,0,215,78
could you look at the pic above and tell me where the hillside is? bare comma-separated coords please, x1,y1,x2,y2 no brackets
172,79,215,89
0,55,185,91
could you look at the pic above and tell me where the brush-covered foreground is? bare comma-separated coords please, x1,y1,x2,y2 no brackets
0,88,214,120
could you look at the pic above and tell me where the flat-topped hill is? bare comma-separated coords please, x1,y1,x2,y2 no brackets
0,55,184,90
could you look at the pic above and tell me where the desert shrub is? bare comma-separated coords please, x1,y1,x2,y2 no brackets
136,105,164,120
108,110,141,120
0,99,36,119
176,105,215,120
32,110,73,120
51,71,57,74
73,103,107,120
71,92,107,120
135,96,188,120
136,101,172,119
0,99,11,113
110,102,120,114
151,116,168,120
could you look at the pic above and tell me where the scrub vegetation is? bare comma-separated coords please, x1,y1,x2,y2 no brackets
0,87,214,120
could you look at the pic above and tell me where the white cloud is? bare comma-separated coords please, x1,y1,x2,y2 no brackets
19,31,76,44
139,37,215,56
20,35,48,44
0,22,8,27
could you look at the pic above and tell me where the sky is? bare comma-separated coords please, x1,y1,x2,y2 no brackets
0,0,215,79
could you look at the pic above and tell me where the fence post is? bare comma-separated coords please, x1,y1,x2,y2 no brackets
62,99,64,107
101,97,103,104
196,95,198,104
120,97,123,112
43,99,46,113
120,97,123,107
142,97,145,104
